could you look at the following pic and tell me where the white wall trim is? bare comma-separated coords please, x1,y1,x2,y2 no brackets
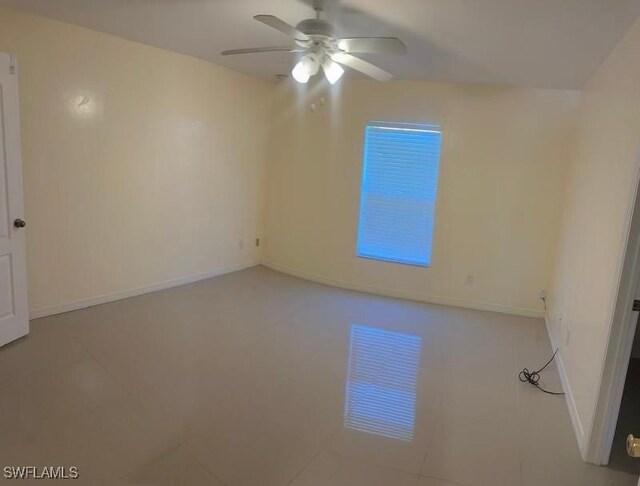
29,261,259,320
545,315,588,459
30,258,544,321
263,260,544,318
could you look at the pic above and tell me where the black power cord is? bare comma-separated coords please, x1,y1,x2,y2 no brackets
519,349,564,395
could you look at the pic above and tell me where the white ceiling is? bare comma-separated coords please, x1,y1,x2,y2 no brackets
2,0,640,89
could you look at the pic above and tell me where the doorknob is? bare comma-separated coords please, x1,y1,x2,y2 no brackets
13,219,25,229
627,435,640,457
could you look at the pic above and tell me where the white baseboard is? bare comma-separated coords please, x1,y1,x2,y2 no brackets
262,260,544,318
29,261,259,320
545,315,588,459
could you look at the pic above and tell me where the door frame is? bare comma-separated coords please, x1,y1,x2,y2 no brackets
587,148,640,465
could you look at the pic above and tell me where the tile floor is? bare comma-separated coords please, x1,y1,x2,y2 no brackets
0,266,636,485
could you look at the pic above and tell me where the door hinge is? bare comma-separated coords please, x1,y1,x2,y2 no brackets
9,56,16,75
633,300,640,311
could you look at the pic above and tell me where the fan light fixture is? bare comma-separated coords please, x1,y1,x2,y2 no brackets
292,60,311,83
221,5,407,85
321,58,344,85
293,53,344,85
292,54,320,83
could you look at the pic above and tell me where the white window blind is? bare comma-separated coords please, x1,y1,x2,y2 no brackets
357,122,442,267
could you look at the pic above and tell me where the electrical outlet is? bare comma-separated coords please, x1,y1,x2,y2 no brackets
539,289,547,300
465,275,474,286
255,238,260,247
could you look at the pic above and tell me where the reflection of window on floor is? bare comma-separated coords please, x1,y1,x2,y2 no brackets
344,324,422,441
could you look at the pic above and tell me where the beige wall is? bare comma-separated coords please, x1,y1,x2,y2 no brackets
0,8,273,315
264,80,580,316
548,17,640,455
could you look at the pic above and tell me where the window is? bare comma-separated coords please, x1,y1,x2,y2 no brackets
357,122,442,267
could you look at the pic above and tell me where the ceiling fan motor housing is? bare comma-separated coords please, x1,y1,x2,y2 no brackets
296,18,336,39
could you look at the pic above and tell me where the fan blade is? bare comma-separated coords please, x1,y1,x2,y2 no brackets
331,53,393,82
254,15,310,41
222,46,300,56
337,37,407,54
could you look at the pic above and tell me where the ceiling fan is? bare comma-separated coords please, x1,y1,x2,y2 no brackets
221,1,407,84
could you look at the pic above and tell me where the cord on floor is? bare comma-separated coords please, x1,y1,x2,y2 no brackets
519,349,564,395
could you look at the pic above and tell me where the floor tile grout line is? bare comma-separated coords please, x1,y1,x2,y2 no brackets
285,447,323,485
179,444,229,486
72,334,135,398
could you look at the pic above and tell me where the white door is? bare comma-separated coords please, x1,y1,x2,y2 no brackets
0,53,28,347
